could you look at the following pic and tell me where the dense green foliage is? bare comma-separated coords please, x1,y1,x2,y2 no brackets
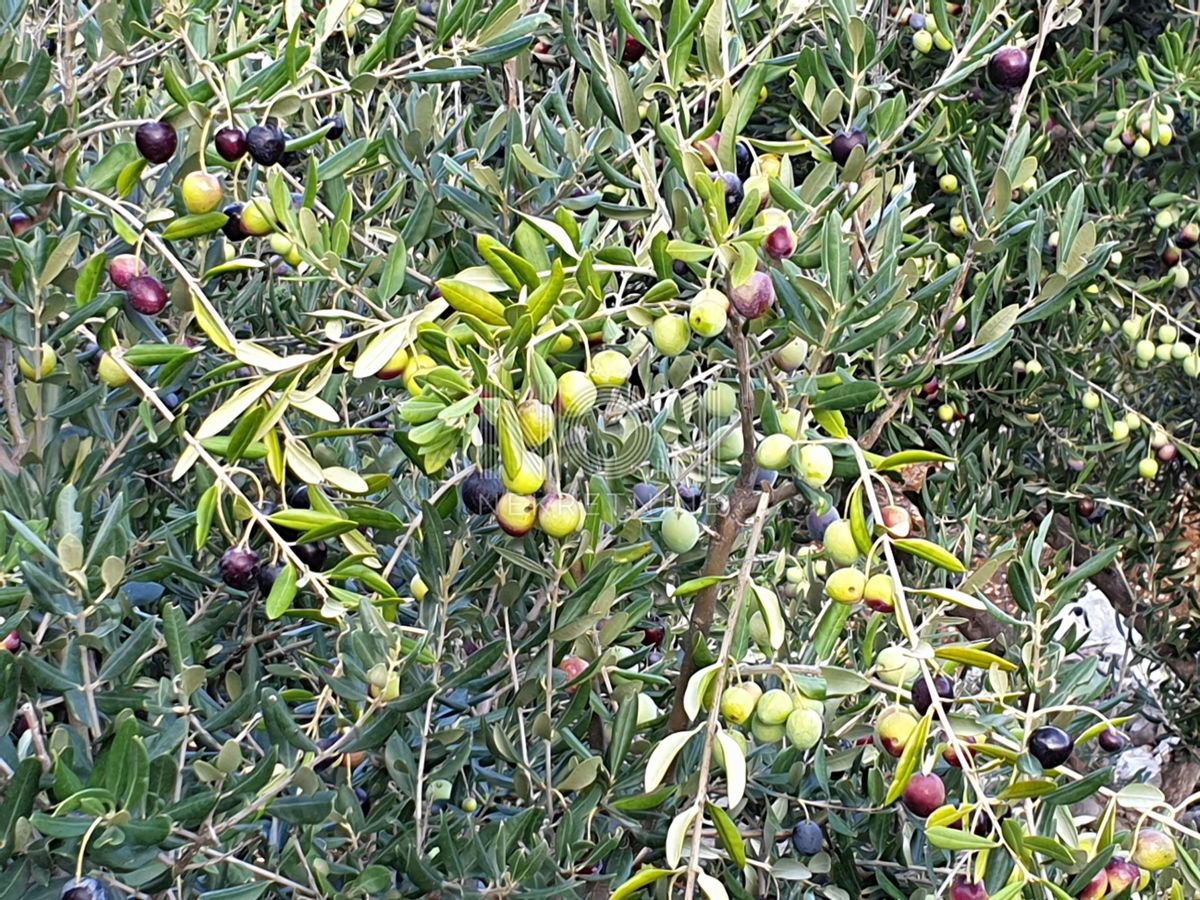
2,0,1200,897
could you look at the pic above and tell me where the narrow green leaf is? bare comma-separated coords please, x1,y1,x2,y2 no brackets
892,538,966,573
611,868,675,900
265,563,298,620
934,644,1018,672
924,826,998,850
707,802,747,868
98,618,158,683
162,213,228,241
875,450,953,470
1042,767,1112,805
884,712,931,806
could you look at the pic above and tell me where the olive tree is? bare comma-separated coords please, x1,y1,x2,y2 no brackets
1,0,1198,897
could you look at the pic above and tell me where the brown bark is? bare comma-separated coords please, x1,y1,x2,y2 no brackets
667,319,763,733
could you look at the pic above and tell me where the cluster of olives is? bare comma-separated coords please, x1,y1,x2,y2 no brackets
1153,215,1197,290
460,353,641,539
1120,314,1199,376
1071,824,1176,899
718,681,826,751
33,115,344,388
873,662,1172,900
126,114,345,292
913,375,964,426
900,8,956,55
1102,103,1177,159
809,505,912,613
670,136,801,333
215,488,333,592
1077,377,1178,479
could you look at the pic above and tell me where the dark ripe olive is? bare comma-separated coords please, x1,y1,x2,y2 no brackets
214,127,248,161
1028,725,1074,768
829,128,867,165
462,470,504,514
220,547,260,590
988,47,1031,90
135,121,177,163
246,124,286,166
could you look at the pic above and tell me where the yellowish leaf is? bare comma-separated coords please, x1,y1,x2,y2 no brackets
715,730,745,807
195,379,273,440
322,466,369,494
696,872,729,900
286,441,324,484
644,727,697,793
292,394,338,422
666,806,698,868
353,322,411,379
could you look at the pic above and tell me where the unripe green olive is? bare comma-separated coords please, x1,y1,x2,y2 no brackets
588,349,631,387
777,407,801,439
702,382,738,419
717,424,744,461
825,567,866,603
775,337,808,371
1121,315,1143,340
661,508,700,553
688,289,729,337
501,452,546,495
181,171,224,214
651,314,690,356
719,685,757,725
785,708,823,749
755,433,793,470
823,520,859,566
797,443,834,488
98,352,130,387
558,370,598,416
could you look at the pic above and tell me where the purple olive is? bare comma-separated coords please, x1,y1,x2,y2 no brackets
807,507,840,541
829,128,867,165
220,547,260,590
214,127,248,161
988,47,1031,90
135,121,177,164
632,482,661,508
1098,727,1125,753
127,275,168,315
730,270,775,318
